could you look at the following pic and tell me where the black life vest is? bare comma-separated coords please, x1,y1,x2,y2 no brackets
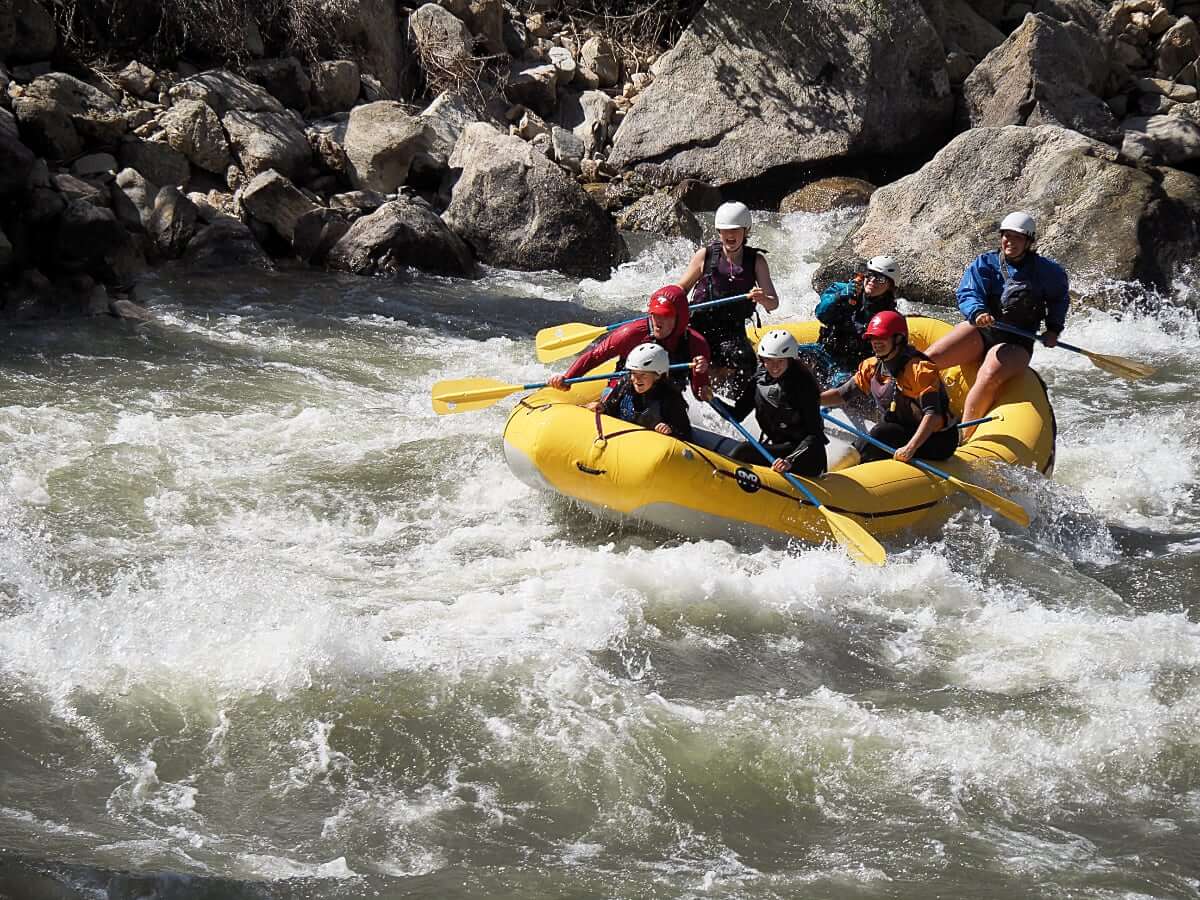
991,254,1048,332
750,364,826,445
819,282,897,365
606,377,686,434
867,346,955,431
615,320,695,391
689,241,761,342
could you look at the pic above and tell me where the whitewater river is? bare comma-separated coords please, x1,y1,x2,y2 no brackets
1,211,1199,899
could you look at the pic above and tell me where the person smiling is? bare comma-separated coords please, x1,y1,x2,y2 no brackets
675,202,780,397
548,284,712,401
820,311,958,464
723,329,827,477
925,211,1069,437
813,255,901,377
586,343,693,439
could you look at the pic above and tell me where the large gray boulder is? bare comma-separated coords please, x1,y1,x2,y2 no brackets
556,89,615,158
169,70,285,115
608,0,952,187
326,196,474,276
240,169,320,243
412,91,481,179
117,61,157,99
111,167,158,230
615,193,703,242
158,99,232,174
408,4,475,69
12,73,123,159
184,217,270,269
330,0,404,99
342,101,427,192
117,138,191,188
8,0,56,63
815,125,1200,303
1121,114,1200,165
444,123,623,279
1034,0,1107,32
1157,16,1200,81
221,110,311,180
309,60,361,116
147,185,199,258
242,57,311,111
942,0,1007,61
963,13,1120,145
0,107,33,195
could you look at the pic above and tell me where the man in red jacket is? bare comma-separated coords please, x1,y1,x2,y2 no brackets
548,285,713,400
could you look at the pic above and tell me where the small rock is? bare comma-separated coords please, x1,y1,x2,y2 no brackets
108,298,154,321
72,152,119,179
118,61,158,99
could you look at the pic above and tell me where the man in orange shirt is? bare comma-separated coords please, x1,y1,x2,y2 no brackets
819,311,958,464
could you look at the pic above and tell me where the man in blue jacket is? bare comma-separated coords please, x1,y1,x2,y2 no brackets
926,212,1069,438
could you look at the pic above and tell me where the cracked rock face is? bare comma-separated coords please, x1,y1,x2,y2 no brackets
607,0,953,186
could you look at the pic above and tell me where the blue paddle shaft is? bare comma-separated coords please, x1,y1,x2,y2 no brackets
710,398,824,509
820,409,955,482
992,322,1083,354
956,416,997,429
526,362,691,391
605,293,751,334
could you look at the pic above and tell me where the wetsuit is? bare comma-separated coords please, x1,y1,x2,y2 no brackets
726,360,827,476
600,375,693,439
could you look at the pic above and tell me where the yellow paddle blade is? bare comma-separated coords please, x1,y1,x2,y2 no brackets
820,506,887,566
431,377,522,414
535,322,607,363
946,475,1031,527
1083,349,1155,381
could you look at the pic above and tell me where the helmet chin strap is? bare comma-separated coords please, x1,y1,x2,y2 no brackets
877,336,906,368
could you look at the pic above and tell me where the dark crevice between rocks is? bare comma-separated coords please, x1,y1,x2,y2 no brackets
719,143,950,211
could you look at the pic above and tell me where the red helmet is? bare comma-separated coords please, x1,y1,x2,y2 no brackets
863,310,908,341
647,284,684,315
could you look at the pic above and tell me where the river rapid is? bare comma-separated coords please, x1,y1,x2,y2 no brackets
2,210,1199,899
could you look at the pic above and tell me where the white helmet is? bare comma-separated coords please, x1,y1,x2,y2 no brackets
866,255,899,287
1000,211,1036,239
714,201,752,231
626,342,669,375
756,329,800,359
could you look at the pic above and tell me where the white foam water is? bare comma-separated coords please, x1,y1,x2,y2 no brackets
0,211,1197,897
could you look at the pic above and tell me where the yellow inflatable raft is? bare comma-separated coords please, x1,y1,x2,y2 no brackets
503,317,1054,543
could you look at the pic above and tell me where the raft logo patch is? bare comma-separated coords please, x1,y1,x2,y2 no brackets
734,467,761,493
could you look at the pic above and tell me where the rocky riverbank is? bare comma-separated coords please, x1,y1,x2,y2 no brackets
1,0,1199,320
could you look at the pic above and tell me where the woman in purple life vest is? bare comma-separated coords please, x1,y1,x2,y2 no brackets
675,202,779,399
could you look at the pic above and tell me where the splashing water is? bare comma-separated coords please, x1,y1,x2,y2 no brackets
0,212,1198,898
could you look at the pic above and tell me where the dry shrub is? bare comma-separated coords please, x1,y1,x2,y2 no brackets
52,0,357,67
513,0,703,69
410,21,500,104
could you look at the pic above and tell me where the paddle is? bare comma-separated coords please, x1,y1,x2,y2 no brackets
710,398,886,566
819,410,1031,527
956,415,1000,430
432,363,693,414
992,322,1155,381
535,294,751,363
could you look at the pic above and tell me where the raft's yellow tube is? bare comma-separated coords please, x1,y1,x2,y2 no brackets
503,317,1054,543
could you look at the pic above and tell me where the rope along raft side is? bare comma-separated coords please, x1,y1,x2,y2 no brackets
502,317,1053,544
